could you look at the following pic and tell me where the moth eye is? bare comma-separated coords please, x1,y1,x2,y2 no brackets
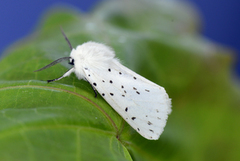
69,58,74,65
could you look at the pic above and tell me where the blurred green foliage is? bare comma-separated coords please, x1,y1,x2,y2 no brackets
0,0,239,160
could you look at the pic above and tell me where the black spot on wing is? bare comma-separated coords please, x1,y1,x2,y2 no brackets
93,83,97,86
110,93,114,96
145,89,150,92
119,72,122,75
102,93,105,96
136,91,140,95
133,76,137,80
131,117,136,120
149,129,154,133
108,68,111,72
109,80,113,83
125,107,128,112
148,121,152,125
133,87,137,90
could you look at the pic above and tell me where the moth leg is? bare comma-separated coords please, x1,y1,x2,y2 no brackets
47,68,74,83
86,80,98,98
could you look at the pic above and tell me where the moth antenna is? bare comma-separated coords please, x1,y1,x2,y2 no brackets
34,57,71,72
60,27,73,50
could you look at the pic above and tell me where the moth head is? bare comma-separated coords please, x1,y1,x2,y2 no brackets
69,57,74,65
33,28,75,83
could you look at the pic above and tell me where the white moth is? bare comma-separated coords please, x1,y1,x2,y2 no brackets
34,30,172,140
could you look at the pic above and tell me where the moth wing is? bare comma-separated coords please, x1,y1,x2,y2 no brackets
83,60,171,140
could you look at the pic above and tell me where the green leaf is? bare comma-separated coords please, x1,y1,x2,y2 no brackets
0,0,240,161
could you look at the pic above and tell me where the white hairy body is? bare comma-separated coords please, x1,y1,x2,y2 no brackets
36,41,172,140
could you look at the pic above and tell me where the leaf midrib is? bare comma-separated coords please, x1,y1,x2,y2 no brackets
0,84,119,133
0,124,116,139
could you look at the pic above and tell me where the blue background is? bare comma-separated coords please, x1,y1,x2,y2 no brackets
0,0,239,78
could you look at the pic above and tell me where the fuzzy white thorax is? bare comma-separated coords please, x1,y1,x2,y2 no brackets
70,42,117,80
